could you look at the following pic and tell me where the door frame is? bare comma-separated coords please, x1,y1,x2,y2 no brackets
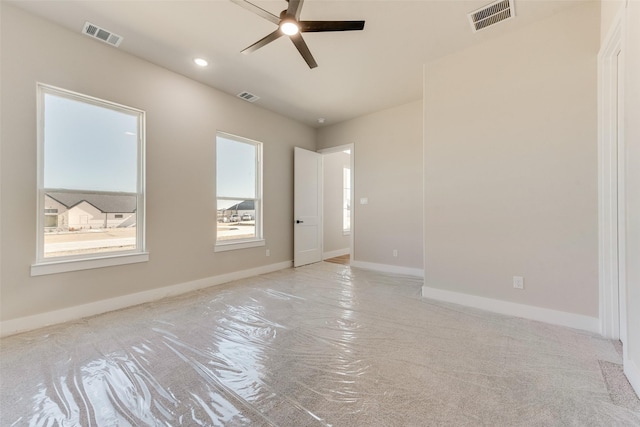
598,10,627,343
319,144,354,263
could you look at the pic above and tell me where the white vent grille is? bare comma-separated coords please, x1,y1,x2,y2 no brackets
237,91,260,103
82,22,123,47
468,0,515,32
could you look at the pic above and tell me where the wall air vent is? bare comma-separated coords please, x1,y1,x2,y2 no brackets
237,91,260,103
82,22,123,47
468,0,515,32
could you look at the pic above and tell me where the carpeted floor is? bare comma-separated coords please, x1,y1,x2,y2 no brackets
1,262,639,426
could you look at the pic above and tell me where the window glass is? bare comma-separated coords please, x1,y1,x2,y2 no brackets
216,133,262,245
37,84,145,262
43,94,138,192
216,136,256,199
343,167,351,233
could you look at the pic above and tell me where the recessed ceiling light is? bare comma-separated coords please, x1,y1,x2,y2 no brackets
317,118,326,124
193,58,209,67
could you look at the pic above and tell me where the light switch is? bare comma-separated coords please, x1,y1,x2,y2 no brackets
360,197,368,205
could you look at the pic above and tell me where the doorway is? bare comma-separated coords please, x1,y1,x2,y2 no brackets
320,145,354,265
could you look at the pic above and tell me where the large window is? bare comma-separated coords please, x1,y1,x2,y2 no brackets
215,132,263,251
33,84,146,275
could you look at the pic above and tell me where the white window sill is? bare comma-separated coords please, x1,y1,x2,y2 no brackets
343,230,351,236
214,239,265,252
31,252,149,276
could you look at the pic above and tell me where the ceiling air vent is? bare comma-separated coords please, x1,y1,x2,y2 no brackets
468,0,515,32
82,22,123,47
237,91,260,103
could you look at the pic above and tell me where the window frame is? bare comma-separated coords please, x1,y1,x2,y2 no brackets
214,131,264,252
31,83,148,276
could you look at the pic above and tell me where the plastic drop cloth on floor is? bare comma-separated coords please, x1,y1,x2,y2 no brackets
1,262,639,426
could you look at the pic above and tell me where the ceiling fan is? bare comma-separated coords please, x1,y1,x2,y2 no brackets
231,0,365,69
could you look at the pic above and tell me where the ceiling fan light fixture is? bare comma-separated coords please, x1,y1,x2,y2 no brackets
280,21,299,36
232,0,365,69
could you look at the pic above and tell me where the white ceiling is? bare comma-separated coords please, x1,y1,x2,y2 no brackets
9,0,584,127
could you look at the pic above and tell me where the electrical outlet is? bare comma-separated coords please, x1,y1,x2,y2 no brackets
393,249,398,257
266,249,270,257
513,276,524,290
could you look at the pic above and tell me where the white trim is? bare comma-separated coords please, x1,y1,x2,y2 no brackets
421,286,599,334
31,252,149,276
214,239,265,252
616,43,628,345
624,357,640,399
351,260,424,278
323,248,350,260
317,145,352,155
349,147,354,270
3,260,292,337
597,10,626,340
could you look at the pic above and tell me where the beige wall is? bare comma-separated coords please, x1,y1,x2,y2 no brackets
621,0,640,396
423,3,600,316
322,150,351,255
317,101,423,271
0,5,315,322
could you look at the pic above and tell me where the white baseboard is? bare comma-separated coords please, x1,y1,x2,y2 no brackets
323,248,350,260
421,285,600,334
0,261,292,338
350,260,424,278
624,357,640,399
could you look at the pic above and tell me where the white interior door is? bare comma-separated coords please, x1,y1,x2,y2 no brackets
294,147,323,267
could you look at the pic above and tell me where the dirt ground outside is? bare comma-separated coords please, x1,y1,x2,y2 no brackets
44,228,136,258
45,228,136,243
217,221,255,241
44,221,258,257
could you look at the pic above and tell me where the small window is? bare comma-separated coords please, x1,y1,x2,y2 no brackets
44,215,58,228
343,167,351,234
33,84,147,275
215,132,263,251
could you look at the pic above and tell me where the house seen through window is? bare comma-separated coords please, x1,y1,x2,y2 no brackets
37,84,145,263
216,132,262,247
